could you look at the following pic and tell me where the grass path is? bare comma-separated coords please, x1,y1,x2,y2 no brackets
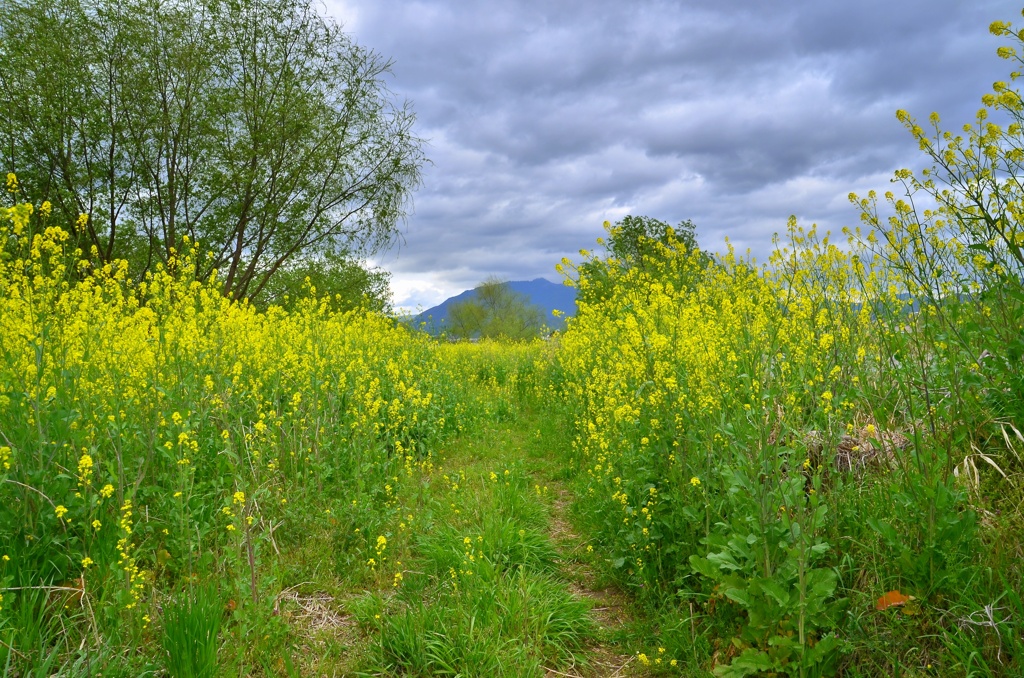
323,404,643,677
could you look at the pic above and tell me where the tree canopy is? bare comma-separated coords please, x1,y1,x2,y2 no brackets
605,215,699,267
568,215,707,305
254,251,392,314
0,0,424,301
447,278,546,341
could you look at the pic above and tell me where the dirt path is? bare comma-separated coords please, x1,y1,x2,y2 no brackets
544,487,636,678
517,411,641,678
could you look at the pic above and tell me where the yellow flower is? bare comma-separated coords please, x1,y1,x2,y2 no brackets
690,476,701,487
81,557,94,568
233,491,245,505
100,484,115,499
77,453,94,486
5,173,17,192
55,505,68,519
92,520,102,530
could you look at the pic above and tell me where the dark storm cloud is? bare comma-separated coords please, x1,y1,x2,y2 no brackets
324,0,1013,309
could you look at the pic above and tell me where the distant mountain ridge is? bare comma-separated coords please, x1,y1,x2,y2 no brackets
412,278,577,334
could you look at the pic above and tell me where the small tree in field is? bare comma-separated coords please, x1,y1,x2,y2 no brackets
447,278,545,341
605,215,699,267
567,215,706,305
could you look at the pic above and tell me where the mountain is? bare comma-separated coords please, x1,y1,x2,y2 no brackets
411,278,577,335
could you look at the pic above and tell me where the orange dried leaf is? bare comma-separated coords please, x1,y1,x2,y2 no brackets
875,590,911,611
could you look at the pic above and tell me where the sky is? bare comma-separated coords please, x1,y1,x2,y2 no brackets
322,0,1015,311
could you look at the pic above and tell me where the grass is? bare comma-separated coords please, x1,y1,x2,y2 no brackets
348,411,599,677
162,584,222,678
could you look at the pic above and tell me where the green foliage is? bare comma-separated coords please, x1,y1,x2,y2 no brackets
354,454,594,677
567,215,708,306
162,584,223,678
690,466,848,677
865,476,978,595
0,590,65,675
0,0,424,300
370,571,591,677
606,215,700,265
252,250,392,314
447,277,546,340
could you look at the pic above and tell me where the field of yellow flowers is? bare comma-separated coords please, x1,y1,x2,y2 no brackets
0,187,570,673
3,172,1024,675
4,17,1024,676
554,207,1024,675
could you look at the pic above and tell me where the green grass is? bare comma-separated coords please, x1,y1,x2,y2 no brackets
346,409,599,676
162,584,223,678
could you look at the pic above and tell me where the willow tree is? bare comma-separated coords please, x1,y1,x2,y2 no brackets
0,0,424,300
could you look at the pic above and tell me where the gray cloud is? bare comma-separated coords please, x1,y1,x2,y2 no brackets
325,0,1013,309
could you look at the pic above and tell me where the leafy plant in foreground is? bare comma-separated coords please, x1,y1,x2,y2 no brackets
690,464,847,677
